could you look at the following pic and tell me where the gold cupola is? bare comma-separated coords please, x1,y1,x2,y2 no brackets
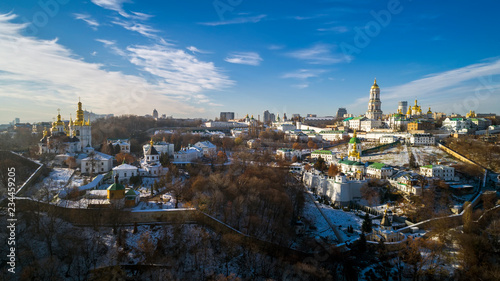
371,78,379,89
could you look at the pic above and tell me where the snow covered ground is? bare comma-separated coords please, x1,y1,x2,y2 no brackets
44,168,74,188
362,145,409,167
302,196,363,243
410,146,459,166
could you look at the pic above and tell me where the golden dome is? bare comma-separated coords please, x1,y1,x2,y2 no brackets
371,78,379,89
427,107,432,114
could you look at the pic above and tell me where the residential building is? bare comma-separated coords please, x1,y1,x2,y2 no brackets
366,162,393,179
318,130,347,141
407,120,434,131
442,117,472,132
220,112,235,121
81,151,113,174
108,138,131,154
194,141,217,156
311,150,336,162
276,148,302,160
420,165,455,181
172,147,203,164
143,140,174,156
409,133,435,146
336,108,347,118
112,163,139,183
360,119,382,132
380,135,398,144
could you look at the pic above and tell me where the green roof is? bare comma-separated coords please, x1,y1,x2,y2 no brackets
352,116,364,120
319,130,344,134
343,117,354,121
107,182,125,191
349,137,361,144
339,160,358,166
312,150,333,155
422,165,433,168
369,162,386,169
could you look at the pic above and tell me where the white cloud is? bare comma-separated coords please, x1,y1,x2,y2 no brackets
225,52,263,66
317,26,349,33
0,14,233,122
111,19,159,39
200,14,266,26
292,83,309,89
73,13,99,30
268,44,285,50
96,39,126,56
186,46,211,54
91,0,131,18
282,69,326,79
287,43,350,64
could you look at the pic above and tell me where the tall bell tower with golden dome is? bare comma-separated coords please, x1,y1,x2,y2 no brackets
69,98,92,151
366,78,383,120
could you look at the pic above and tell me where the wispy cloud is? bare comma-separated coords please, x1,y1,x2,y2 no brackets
282,69,326,79
199,14,266,26
287,43,351,64
111,18,159,39
225,52,263,66
186,46,211,54
73,13,99,30
0,14,233,122
91,0,130,18
95,39,126,56
292,83,309,89
317,26,349,33
268,44,285,50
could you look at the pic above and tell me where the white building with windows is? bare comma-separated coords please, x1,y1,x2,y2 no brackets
419,165,455,181
311,150,336,162
442,118,472,132
194,141,217,156
276,148,302,160
380,135,398,144
366,162,393,179
172,147,203,164
303,172,365,206
143,140,175,156
409,133,435,146
360,119,382,132
343,116,367,130
112,163,139,183
318,130,347,141
81,152,113,174
108,139,131,154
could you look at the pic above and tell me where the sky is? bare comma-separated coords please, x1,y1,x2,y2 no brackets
0,0,499,124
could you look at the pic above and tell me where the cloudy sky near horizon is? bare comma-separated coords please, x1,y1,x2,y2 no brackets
0,0,499,124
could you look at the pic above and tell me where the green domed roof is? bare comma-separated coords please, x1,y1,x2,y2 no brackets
107,175,125,191
107,182,125,191
349,137,361,144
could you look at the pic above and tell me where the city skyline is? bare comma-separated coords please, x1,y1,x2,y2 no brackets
1,0,500,124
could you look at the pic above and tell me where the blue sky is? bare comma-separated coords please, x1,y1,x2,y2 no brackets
0,0,499,124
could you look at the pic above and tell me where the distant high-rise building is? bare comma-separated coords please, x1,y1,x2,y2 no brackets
220,112,235,121
270,113,276,122
366,79,383,120
307,114,317,117
336,108,347,118
398,101,408,115
14,118,20,124
153,109,159,119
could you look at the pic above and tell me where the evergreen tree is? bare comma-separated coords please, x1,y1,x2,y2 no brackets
362,213,372,233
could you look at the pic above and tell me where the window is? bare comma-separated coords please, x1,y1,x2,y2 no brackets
124,173,127,177
101,168,103,171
